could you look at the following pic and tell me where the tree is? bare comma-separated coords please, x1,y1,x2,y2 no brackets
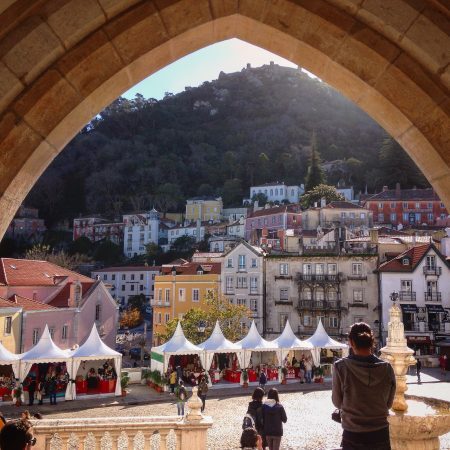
69,236,93,256
156,290,251,344
301,184,345,209
145,242,162,265
304,131,326,192
251,193,268,205
170,236,196,253
221,178,243,207
24,244,88,270
153,183,183,217
128,294,147,312
93,240,123,265
120,308,143,328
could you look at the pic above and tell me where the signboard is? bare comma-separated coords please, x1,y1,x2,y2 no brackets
406,336,431,344
401,304,418,313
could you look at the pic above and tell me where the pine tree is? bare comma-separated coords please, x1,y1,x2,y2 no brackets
305,131,326,192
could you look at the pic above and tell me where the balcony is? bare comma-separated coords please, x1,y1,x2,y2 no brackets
399,291,416,302
296,273,341,283
275,297,294,306
297,300,342,310
150,299,170,307
423,266,442,276
424,292,442,302
225,288,234,295
346,273,367,281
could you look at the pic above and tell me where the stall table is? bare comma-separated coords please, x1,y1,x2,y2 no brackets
286,368,296,379
267,368,278,381
75,380,87,395
248,369,257,382
99,379,116,394
224,369,240,383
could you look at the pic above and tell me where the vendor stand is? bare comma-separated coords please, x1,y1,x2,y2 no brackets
70,325,121,399
0,342,20,401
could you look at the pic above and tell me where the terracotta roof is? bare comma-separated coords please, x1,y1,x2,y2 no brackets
364,188,440,202
248,205,301,219
0,297,22,310
324,201,364,209
48,281,96,308
94,266,161,272
160,262,221,275
7,294,59,311
378,244,432,272
0,258,92,286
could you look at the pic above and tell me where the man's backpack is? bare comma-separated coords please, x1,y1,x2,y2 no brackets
242,413,256,430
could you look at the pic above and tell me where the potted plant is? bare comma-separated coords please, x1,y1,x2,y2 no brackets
242,369,249,388
121,372,130,396
281,367,288,385
13,386,22,406
314,366,324,383
152,370,163,393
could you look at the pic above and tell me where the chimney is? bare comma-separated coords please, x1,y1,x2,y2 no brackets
369,228,379,244
246,63,251,69
382,186,388,192
69,280,82,308
395,182,401,198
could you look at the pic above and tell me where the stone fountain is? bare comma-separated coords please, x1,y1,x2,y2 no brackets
380,293,450,450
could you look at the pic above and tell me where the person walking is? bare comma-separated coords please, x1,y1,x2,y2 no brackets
47,376,57,405
246,387,265,446
258,370,267,391
304,357,313,384
416,358,422,383
36,379,44,405
439,354,447,375
198,377,208,413
174,381,187,416
169,370,177,395
261,388,287,450
27,377,36,406
332,322,396,450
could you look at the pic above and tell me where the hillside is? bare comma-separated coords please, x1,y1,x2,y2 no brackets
26,63,426,226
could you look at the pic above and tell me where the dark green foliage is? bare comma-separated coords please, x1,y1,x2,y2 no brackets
301,184,345,209
69,236,93,256
305,131,326,191
93,240,123,265
128,294,147,312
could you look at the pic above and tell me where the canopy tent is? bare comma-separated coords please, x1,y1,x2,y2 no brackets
69,325,122,399
235,321,280,370
151,322,205,373
0,342,21,380
305,319,349,366
197,321,243,370
272,320,314,363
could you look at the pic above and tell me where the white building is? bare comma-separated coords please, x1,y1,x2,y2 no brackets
168,223,205,245
249,182,304,204
92,265,161,307
226,217,246,238
221,242,265,333
209,235,240,253
222,207,248,222
378,244,450,353
123,209,160,258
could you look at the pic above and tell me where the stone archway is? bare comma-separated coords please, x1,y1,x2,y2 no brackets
0,1,448,238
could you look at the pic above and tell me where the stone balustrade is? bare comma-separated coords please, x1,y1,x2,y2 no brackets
32,415,212,450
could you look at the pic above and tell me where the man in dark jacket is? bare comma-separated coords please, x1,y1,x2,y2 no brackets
27,377,36,406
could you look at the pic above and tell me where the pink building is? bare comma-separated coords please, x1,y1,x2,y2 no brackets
0,259,118,351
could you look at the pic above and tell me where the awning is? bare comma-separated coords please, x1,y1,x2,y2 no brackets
401,304,418,313
426,304,445,313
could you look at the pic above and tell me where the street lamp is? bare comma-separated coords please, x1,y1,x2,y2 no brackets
197,321,206,334
390,291,399,303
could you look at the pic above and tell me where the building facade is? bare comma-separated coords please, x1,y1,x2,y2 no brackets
264,254,379,343
0,300,22,352
73,216,124,243
91,266,161,307
152,262,221,344
185,197,223,222
378,244,450,354
249,182,304,204
168,223,205,245
362,185,448,227
221,242,265,333
6,205,46,241
123,209,160,257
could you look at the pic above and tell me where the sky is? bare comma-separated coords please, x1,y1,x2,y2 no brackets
123,38,303,100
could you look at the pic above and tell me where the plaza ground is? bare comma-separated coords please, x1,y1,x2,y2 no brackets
2,368,450,449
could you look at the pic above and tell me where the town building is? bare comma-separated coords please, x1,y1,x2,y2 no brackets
222,207,248,222
248,182,304,204
245,204,302,244
362,184,448,227
226,217,246,239
264,254,379,343
378,244,450,354
167,222,205,245
208,235,240,253
185,197,223,222
5,205,46,241
0,259,118,351
221,242,265,333
73,216,124,245
123,209,160,257
152,262,221,345
0,299,22,352
91,266,161,307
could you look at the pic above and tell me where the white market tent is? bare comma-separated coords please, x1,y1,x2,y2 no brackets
272,320,314,363
197,321,243,370
151,322,205,373
305,319,349,366
235,321,280,369
0,342,20,379
69,325,122,399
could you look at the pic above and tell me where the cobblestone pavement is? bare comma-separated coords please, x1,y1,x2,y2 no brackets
34,388,450,450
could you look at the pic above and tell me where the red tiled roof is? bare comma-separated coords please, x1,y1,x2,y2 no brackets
363,188,440,202
324,201,364,209
7,294,59,311
94,266,161,272
248,205,301,219
160,262,221,275
0,297,21,310
0,258,92,286
378,244,431,272
48,281,96,308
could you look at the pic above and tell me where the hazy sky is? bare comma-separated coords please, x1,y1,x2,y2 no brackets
123,38,300,100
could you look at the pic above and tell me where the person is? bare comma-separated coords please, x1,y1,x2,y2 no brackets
291,356,297,366
416,358,422,383
0,419,35,450
240,427,263,450
20,412,31,421
27,378,36,407
198,377,208,413
0,413,6,432
258,370,267,390
169,370,177,395
47,376,57,405
298,358,305,383
36,380,44,406
246,387,264,443
262,388,287,450
174,380,187,416
176,365,183,382
304,357,313,384
332,322,396,450
440,354,447,375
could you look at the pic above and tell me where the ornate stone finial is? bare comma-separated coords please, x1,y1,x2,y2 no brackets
185,386,203,422
386,302,407,348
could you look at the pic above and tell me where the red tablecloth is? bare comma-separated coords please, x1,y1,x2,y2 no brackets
248,369,257,382
76,380,87,394
286,368,296,379
267,368,278,381
0,387,11,397
99,379,116,393
224,370,240,383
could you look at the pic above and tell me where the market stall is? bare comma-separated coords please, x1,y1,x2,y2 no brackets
0,343,20,401
20,325,72,403
69,325,122,399
305,319,349,367
151,322,205,380
197,321,243,384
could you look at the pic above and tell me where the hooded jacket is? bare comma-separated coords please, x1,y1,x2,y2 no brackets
247,400,263,433
262,399,287,437
332,355,396,433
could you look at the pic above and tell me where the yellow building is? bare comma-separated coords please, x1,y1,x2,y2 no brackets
152,262,221,345
0,299,22,353
185,197,223,222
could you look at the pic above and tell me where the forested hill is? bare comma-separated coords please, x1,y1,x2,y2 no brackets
27,63,427,226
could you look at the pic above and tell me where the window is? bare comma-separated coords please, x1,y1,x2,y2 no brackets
157,313,162,324
4,317,11,335
49,327,55,339
428,202,432,209
165,289,170,303
165,313,170,323
122,274,126,281
403,202,408,209
415,202,420,209
341,212,347,218
238,255,246,270
250,277,258,293
131,274,135,281
352,263,362,275
111,274,115,281
328,264,337,275
158,289,162,301
32,328,40,345
378,202,383,209
280,313,288,330
360,213,366,219
315,264,324,275
402,258,409,266
237,298,246,306
390,202,396,209
315,289,324,301
103,274,107,280
179,288,185,302
403,213,409,222
303,315,311,326
378,213,384,222
95,304,101,321
329,317,339,328
226,276,234,292
390,213,396,222
280,288,289,301
303,288,312,300
251,258,257,268
237,276,248,288
426,255,436,269
62,325,68,340
140,274,144,280
192,289,199,302
250,299,258,312
353,289,363,302
140,285,144,291
401,280,412,292
303,263,312,274
428,213,434,221
279,263,289,275
441,202,445,208
130,284,135,291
